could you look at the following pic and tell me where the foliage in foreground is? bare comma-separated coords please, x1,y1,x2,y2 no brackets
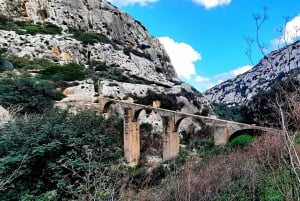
148,134,300,201
0,109,123,200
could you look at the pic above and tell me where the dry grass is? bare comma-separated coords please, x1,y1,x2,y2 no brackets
146,133,300,201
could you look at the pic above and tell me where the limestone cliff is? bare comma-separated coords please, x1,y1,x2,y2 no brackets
0,0,211,114
204,40,300,106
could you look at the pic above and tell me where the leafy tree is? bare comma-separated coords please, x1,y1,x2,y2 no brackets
0,109,123,200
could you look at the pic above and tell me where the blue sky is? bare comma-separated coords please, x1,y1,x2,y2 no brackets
108,0,300,91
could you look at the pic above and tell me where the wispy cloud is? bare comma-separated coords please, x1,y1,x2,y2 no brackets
192,0,231,9
215,65,253,81
107,0,158,7
194,65,253,92
195,75,210,82
272,15,300,45
159,36,201,80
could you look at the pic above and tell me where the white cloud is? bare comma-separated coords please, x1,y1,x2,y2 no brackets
107,0,158,7
192,0,231,9
215,65,253,80
195,75,210,82
193,65,252,92
273,15,300,45
159,36,201,79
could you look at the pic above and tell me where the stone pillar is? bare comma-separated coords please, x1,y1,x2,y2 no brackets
124,108,140,166
162,116,179,161
98,96,105,112
214,126,230,145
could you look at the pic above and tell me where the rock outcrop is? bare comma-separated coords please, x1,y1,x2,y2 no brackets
204,40,300,106
0,105,10,126
0,0,211,115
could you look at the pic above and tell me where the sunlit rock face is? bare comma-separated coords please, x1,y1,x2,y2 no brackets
0,0,212,122
204,40,300,106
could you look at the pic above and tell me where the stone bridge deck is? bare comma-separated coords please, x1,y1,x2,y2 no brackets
98,96,279,165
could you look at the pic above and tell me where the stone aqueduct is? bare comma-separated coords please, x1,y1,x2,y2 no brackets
98,96,276,166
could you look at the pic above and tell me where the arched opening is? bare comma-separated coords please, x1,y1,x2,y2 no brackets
229,129,264,142
175,117,206,145
103,101,115,113
175,117,185,132
103,101,123,118
133,108,148,122
136,109,164,163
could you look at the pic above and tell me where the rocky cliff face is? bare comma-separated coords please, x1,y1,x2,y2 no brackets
204,40,300,106
0,0,211,114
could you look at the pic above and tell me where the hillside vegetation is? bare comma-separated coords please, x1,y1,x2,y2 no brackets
0,1,300,200
1,109,300,200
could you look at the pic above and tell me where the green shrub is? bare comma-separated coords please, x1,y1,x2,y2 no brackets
0,16,61,35
0,14,9,29
23,24,41,34
72,31,111,44
260,190,283,201
8,56,86,82
18,22,61,35
200,106,210,116
0,76,64,114
229,134,253,149
295,135,300,144
91,60,110,72
39,63,86,81
0,110,123,200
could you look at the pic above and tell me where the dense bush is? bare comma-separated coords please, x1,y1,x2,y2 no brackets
39,62,86,81
8,56,55,70
0,76,64,114
7,56,86,82
229,134,253,149
72,30,111,44
91,60,110,72
0,15,11,30
0,109,123,200
0,16,61,35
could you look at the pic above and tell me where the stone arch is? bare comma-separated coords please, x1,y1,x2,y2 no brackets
103,101,124,118
103,101,116,113
174,116,205,133
133,108,153,122
229,128,263,142
174,117,187,132
132,108,164,162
